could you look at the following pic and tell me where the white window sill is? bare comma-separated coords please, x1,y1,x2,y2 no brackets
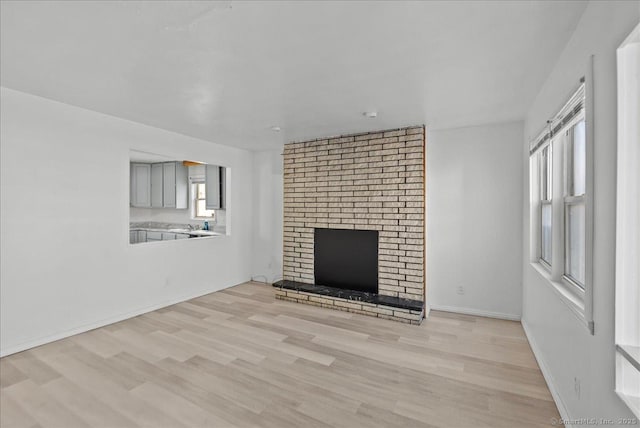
530,262,594,334
616,391,640,420
616,344,640,418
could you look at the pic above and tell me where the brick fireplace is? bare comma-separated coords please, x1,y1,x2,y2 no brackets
274,126,426,324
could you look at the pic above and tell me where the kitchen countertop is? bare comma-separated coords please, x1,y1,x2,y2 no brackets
130,222,224,238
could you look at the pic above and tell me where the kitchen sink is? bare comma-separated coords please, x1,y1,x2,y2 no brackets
166,228,220,236
188,230,221,236
130,223,224,241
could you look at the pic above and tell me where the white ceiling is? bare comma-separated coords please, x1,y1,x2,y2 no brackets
1,1,587,150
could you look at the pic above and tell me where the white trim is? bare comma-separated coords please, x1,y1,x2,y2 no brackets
539,257,552,273
0,280,248,357
615,22,640,418
552,84,585,125
529,83,585,154
616,392,640,420
522,320,574,428
531,262,593,334
583,55,595,331
424,303,431,319
617,344,640,372
429,304,520,321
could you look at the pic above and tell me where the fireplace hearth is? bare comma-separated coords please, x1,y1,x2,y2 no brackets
272,280,423,312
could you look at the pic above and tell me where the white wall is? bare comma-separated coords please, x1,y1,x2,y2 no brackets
427,121,524,319
521,1,639,424
0,88,254,356
251,150,283,284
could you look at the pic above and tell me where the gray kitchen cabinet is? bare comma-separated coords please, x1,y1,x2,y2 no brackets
163,163,176,208
162,162,188,209
161,232,176,240
175,233,189,240
129,230,137,244
146,231,163,242
130,161,187,210
151,163,163,208
130,163,151,207
137,230,147,243
205,165,225,210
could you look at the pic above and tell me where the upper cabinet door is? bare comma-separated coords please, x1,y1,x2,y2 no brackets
163,162,176,208
130,163,151,207
130,161,188,210
151,163,163,208
174,162,188,209
205,165,221,210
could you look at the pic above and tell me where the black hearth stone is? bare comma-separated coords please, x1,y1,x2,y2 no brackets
272,280,423,312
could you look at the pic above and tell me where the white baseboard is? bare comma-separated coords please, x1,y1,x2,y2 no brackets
522,320,573,428
429,304,521,321
0,281,248,357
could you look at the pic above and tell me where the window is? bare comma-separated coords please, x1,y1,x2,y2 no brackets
540,145,553,266
529,80,593,333
194,183,216,219
564,120,586,288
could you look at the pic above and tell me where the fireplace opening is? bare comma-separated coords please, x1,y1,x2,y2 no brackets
314,228,378,293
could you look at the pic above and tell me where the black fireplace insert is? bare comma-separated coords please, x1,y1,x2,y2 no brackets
314,228,378,293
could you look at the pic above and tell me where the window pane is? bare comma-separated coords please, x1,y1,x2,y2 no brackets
541,147,547,200
573,121,586,196
566,203,586,287
196,200,206,216
541,145,552,200
541,203,552,264
197,183,206,199
547,145,553,199
196,199,215,218
541,150,547,200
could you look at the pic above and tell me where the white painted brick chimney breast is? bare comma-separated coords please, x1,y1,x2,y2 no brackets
281,126,426,322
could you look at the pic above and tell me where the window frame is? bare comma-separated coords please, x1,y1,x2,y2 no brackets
539,144,553,269
562,197,586,288
615,23,640,418
561,115,587,291
191,182,216,221
529,78,594,335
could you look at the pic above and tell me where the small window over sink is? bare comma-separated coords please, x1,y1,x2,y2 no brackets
194,183,216,219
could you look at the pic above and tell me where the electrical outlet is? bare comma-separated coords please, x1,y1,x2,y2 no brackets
574,377,581,399
457,286,465,295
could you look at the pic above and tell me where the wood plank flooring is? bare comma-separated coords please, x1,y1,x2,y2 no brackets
0,282,559,428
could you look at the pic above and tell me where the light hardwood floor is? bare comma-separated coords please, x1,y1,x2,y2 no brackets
1,282,559,428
